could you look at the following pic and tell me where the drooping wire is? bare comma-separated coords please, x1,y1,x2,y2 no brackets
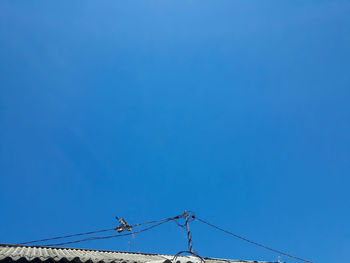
42,215,182,247
19,215,182,246
195,217,313,263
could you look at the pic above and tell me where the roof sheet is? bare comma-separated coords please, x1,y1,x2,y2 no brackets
0,244,273,263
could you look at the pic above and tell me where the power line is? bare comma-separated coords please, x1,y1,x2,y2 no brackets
19,215,182,246
17,212,313,263
17,228,115,245
42,215,182,247
195,217,313,263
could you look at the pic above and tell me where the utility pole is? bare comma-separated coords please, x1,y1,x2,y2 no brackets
184,210,194,254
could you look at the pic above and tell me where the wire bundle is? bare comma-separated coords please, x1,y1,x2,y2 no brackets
18,215,181,247
17,212,313,263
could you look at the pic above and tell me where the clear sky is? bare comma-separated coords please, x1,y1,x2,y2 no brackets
0,1,349,263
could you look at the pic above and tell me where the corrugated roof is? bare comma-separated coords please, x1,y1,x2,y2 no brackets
0,244,162,263
0,244,272,263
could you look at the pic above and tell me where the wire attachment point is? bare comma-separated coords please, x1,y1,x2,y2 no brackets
115,217,132,233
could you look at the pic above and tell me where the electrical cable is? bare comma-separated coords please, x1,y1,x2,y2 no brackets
18,215,182,246
17,228,115,245
42,215,182,247
195,217,313,263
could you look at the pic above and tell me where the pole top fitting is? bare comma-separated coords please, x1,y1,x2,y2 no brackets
183,210,195,220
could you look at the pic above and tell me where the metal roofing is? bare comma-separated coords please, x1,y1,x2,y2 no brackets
0,244,273,263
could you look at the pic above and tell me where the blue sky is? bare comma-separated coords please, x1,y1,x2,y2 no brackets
0,1,350,263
